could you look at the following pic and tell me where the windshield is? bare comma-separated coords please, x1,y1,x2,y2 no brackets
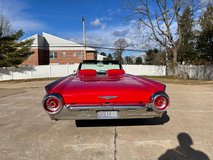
80,61,121,74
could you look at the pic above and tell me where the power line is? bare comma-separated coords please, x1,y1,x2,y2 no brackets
30,45,147,52
86,46,146,52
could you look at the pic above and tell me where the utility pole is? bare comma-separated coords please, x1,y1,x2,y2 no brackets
82,16,86,60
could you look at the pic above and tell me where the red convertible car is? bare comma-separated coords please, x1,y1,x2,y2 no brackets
42,60,169,120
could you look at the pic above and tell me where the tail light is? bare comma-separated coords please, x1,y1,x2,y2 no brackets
151,92,169,112
43,94,64,114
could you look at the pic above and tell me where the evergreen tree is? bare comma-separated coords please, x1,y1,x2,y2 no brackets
197,4,213,64
0,15,33,67
0,30,33,67
145,48,159,64
135,57,143,64
124,56,133,64
99,52,107,56
107,53,113,60
178,6,196,64
145,48,166,65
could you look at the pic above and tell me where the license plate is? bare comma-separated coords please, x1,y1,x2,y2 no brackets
97,111,119,119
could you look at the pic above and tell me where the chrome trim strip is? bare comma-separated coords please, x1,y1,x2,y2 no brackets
50,105,162,120
65,105,147,111
98,96,118,100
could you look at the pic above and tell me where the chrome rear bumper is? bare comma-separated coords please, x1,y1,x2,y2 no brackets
49,105,163,120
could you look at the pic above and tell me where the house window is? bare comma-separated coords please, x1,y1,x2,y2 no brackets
78,52,82,59
50,51,57,59
73,52,76,57
62,52,66,58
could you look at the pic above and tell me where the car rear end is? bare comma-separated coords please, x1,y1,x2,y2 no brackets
42,60,170,120
42,91,169,120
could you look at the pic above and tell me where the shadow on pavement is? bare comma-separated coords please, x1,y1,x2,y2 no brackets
158,132,210,160
75,112,170,127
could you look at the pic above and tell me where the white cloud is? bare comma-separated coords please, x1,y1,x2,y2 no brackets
12,19,46,32
0,0,47,32
90,18,106,29
87,20,156,49
70,20,157,56
71,18,183,57
91,18,102,26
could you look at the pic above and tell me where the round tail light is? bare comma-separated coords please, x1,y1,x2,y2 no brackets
43,94,64,114
152,92,169,112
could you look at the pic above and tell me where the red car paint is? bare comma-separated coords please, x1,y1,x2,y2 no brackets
45,70,165,106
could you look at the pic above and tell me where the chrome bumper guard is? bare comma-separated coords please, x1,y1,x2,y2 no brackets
49,104,163,120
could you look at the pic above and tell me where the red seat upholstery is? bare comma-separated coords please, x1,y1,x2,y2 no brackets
106,69,125,76
78,69,97,76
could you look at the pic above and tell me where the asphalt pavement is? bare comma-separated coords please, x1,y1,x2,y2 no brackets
0,80,212,160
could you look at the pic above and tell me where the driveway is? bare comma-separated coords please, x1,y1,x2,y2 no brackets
0,80,212,160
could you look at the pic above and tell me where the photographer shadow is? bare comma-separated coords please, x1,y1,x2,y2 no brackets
159,132,209,160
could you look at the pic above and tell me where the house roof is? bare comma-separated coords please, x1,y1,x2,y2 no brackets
24,32,95,51
97,53,108,60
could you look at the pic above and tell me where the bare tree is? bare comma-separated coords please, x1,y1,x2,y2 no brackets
0,15,11,37
114,38,128,63
125,0,203,75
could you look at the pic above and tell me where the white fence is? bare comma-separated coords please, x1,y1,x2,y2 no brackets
1,64,212,81
0,64,166,81
176,65,213,80
123,65,165,76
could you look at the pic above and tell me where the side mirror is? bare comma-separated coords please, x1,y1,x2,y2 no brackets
73,70,77,74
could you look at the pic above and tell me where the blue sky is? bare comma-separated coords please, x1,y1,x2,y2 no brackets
20,0,126,37
0,0,208,56
0,0,165,56
0,0,148,56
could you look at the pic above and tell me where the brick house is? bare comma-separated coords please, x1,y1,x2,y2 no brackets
22,32,96,65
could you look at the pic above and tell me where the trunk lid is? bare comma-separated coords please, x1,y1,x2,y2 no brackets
51,74,165,105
